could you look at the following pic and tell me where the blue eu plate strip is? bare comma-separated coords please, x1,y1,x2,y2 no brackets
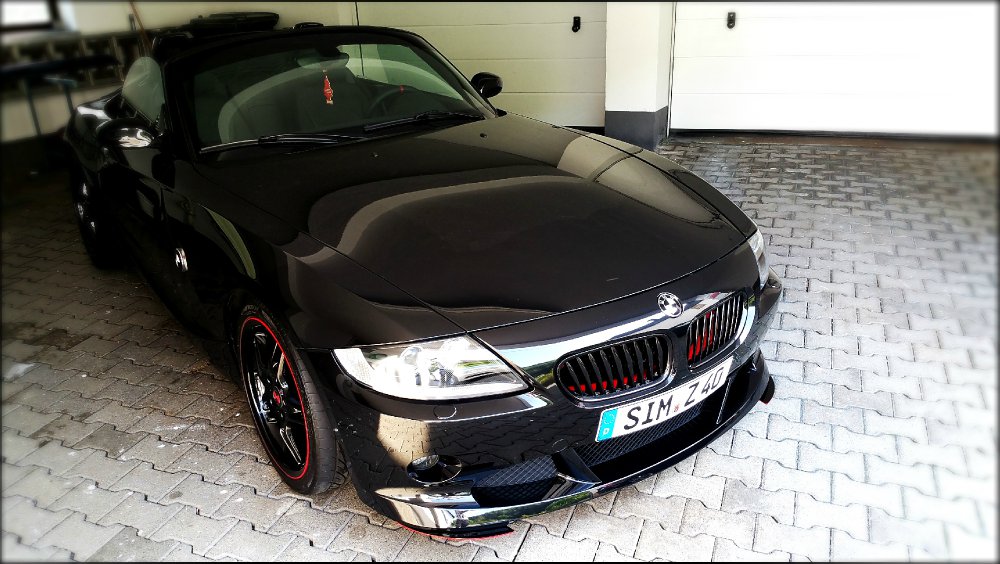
596,409,617,442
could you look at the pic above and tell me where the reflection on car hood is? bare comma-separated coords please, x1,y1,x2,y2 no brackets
195,115,747,331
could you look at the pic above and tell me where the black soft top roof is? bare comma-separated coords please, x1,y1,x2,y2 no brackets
153,25,424,67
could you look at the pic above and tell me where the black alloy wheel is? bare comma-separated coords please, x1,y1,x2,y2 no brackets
236,302,344,492
240,315,310,477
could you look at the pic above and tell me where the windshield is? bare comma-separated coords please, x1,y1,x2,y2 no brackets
180,31,492,150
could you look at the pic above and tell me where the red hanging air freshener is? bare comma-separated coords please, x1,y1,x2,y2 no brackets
322,71,333,105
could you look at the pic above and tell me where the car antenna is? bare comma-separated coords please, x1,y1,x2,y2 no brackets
128,0,153,56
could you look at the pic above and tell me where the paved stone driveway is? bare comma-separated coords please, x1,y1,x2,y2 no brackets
2,136,996,561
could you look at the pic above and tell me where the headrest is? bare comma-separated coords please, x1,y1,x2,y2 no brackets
151,32,194,62
295,48,349,70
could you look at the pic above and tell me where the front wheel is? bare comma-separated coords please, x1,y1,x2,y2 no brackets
236,302,345,493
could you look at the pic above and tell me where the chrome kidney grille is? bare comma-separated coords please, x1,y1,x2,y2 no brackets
556,335,671,400
686,292,746,367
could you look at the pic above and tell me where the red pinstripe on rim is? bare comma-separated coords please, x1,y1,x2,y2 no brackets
239,316,311,480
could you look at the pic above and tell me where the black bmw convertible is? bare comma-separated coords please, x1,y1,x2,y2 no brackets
64,24,782,537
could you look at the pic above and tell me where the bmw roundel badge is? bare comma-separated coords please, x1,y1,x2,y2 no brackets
657,292,683,318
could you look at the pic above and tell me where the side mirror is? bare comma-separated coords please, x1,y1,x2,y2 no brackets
115,127,156,148
470,72,502,99
96,117,158,149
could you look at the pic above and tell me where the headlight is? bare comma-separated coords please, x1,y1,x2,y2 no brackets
748,230,769,287
333,335,528,400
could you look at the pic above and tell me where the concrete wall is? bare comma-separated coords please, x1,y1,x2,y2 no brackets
604,2,674,149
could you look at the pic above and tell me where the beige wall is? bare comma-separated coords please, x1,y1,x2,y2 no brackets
59,1,355,34
357,2,607,127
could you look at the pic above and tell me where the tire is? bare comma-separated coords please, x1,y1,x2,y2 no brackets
236,301,346,493
71,176,119,269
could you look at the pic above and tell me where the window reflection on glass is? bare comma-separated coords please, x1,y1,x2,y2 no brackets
183,33,489,148
1,1,51,27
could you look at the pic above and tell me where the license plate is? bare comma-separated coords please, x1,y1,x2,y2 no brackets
594,356,734,442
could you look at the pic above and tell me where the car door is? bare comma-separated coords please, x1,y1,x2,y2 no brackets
101,58,172,282
103,57,206,328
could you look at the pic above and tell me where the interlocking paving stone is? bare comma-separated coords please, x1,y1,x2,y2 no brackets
32,414,101,446
753,514,830,561
36,511,124,561
43,392,110,421
133,387,199,416
62,449,140,487
680,500,755,550
269,500,352,548
652,468,726,510
634,520,715,562
581,488,617,515
563,504,642,555
87,526,179,561
713,537,791,562
206,520,296,561
127,410,194,441
149,505,238,556
108,462,189,503
98,491,184,537
1,462,36,491
465,520,529,561
693,448,765,488
795,493,868,540
611,485,685,531
277,537,359,562
47,479,131,524
3,405,60,436
4,467,83,507
522,504,574,537
84,402,152,432
212,484,295,529
162,474,237,515
1,428,44,463
216,454,282,494
7,384,71,411
1,500,72,544
721,479,795,525
173,417,243,450
514,524,599,562
869,507,948,556
165,444,242,483
2,532,74,561
395,534,480,561
119,434,194,469
3,136,995,561
19,440,90,476
327,514,411,562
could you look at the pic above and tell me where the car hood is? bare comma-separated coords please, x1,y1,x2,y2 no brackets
196,114,747,331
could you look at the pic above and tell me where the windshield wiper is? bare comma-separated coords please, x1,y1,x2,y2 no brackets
363,111,483,133
257,133,367,145
200,132,367,154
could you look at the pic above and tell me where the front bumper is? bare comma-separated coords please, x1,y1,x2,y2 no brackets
376,350,773,536
316,261,783,537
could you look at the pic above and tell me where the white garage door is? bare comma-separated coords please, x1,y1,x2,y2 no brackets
356,2,606,127
671,2,998,136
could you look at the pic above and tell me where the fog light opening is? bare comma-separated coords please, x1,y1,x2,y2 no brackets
407,454,462,485
411,455,439,472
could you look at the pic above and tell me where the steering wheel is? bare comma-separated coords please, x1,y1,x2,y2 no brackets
366,86,406,116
